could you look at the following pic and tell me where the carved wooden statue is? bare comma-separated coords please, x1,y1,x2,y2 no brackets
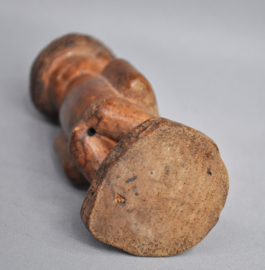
30,33,229,256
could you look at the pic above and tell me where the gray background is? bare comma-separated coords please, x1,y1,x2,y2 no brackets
0,0,264,269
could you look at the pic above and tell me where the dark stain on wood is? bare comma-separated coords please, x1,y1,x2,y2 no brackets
125,175,138,184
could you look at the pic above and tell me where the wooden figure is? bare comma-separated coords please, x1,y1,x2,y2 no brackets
30,34,229,256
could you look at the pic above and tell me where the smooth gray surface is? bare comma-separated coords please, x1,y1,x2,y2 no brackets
0,0,264,269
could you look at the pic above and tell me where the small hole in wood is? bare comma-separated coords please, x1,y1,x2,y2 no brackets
207,170,212,175
87,127,96,137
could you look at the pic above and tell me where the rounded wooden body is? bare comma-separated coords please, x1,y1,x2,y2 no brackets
30,33,229,256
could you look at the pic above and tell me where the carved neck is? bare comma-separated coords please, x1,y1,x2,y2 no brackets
48,55,111,111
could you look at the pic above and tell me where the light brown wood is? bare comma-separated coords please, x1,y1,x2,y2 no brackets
30,33,229,256
82,118,228,256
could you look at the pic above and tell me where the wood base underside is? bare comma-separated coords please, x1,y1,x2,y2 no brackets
81,118,229,256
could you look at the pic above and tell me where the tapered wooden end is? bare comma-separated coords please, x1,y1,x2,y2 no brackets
30,33,114,119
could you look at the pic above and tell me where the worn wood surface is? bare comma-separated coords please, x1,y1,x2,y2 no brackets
30,33,115,119
30,33,229,257
81,118,229,256
54,131,88,186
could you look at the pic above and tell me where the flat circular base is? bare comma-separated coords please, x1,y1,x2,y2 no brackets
81,118,229,256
